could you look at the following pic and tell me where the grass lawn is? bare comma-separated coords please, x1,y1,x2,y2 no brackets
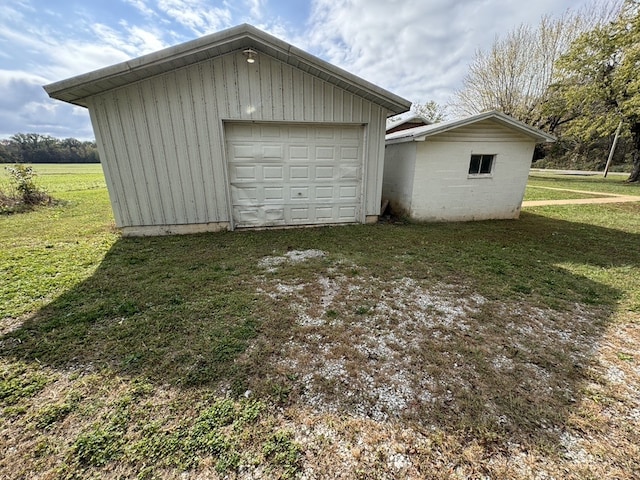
1,165,639,479
524,186,610,202
526,170,640,197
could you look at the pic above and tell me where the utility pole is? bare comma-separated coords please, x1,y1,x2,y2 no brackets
604,121,623,177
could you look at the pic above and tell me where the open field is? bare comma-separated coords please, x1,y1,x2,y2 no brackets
1,165,639,479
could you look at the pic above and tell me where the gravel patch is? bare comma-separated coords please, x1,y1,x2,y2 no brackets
258,249,326,271
255,264,608,429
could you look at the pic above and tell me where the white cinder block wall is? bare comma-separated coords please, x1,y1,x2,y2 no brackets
384,120,536,221
381,142,417,216
411,140,535,221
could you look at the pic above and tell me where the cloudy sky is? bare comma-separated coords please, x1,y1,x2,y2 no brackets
1,0,593,140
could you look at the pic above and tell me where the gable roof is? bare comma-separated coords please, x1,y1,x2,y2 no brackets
385,111,432,132
385,110,556,144
43,23,411,113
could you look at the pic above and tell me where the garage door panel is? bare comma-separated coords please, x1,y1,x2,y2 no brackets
340,128,360,140
265,208,285,221
291,207,310,220
314,186,334,200
230,185,258,204
264,187,284,201
289,127,309,139
315,128,336,139
261,125,283,138
316,146,335,159
290,187,309,200
340,146,359,160
262,145,283,159
263,166,284,180
289,145,310,160
339,206,357,219
315,166,334,180
340,165,359,179
228,124,254,138
315,206,334,220
232,144,254,158
226,122,363,228
233,206,286,226
234,207,260,224
339,185,358,200
290,166,309,179
230,165,257,181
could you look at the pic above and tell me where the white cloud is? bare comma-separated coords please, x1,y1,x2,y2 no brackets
126,24,169,52
0,70,48,110
245,0,265,18
40,41,131,81
0,0,234,139
305,0,584,107
0,70,92,139
124,0,157,18
0,7,154,138
157,0,233,35
0,0,597,138
93,21,168,57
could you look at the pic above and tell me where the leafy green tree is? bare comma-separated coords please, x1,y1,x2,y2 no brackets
551,0,640,181
0,134,99,164
0,140,19,163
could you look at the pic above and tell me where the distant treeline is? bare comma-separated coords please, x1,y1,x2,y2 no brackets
0,133,99,164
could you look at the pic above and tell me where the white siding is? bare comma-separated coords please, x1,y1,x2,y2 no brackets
410,121,535,221
382,142,416,216
89,51,387,229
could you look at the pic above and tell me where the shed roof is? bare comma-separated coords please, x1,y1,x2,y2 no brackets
385,110,556,144
44,23,411,113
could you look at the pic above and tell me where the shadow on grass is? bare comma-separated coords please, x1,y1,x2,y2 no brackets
1,211,638,450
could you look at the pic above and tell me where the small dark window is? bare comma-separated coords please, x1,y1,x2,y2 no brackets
469,154,495,175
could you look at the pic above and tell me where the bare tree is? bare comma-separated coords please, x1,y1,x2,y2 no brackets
450,1,623,129
411,100,447,123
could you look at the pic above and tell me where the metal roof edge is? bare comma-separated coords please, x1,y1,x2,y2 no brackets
385,110,556,144
44,23,411,113
43,24,250,95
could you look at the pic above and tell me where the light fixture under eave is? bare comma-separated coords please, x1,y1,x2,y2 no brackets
243,48,257,63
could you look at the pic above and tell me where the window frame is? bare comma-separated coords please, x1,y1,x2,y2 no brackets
468,153,496,177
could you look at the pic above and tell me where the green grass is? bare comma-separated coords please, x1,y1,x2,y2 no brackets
1,165,639,478
0,164,113,312
524,186,609,201
0,163,106,192
527,170,640,196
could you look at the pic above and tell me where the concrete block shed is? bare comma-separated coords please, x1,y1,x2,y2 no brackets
44,24,411,235
383,111,555,222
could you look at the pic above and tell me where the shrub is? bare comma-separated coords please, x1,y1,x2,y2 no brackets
0,164,53,213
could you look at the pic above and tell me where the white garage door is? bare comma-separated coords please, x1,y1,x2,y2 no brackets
225,122,364,228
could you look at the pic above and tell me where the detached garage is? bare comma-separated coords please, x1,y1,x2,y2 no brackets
44,24,410,235
383,111,555,222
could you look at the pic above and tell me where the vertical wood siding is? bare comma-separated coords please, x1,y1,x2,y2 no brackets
90,51,388,228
